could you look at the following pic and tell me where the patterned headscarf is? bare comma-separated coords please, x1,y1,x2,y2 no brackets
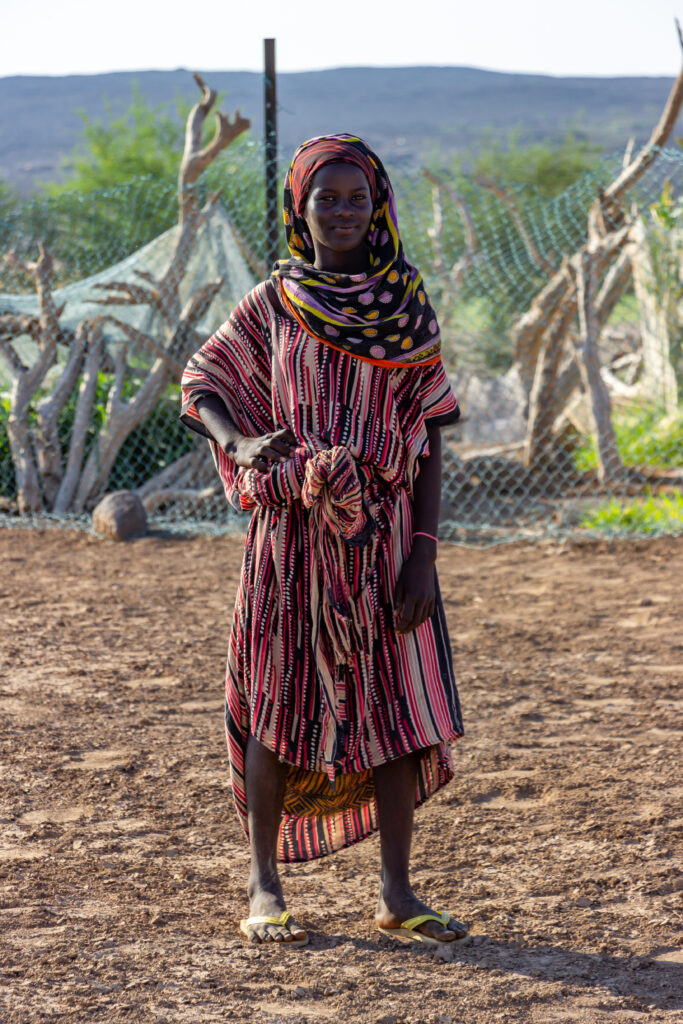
272,133,441,368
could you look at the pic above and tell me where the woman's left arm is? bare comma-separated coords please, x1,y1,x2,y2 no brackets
394,423,441,634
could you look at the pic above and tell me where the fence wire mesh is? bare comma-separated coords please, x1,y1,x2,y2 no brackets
1,138,682,543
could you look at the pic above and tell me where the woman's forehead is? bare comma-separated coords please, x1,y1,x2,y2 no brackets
309,162,371,191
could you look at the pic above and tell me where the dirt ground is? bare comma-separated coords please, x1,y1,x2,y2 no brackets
0,526,681,1024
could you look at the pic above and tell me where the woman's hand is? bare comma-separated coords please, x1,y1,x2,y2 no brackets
194,397,297,471
394,538,437,634
229,427,298,471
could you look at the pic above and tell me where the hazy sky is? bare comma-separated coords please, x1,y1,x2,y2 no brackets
2,0,681,78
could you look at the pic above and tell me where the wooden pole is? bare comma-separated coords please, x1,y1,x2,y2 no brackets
264,38,279,270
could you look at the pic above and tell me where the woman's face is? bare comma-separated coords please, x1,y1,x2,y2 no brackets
303,162,374,273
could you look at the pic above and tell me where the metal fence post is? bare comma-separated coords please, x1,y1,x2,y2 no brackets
264,38,279,271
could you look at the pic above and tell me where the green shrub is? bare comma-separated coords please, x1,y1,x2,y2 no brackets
580,489,683,535
574,407,683,473
0,395,16,499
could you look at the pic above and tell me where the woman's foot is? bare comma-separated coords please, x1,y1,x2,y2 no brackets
375,880,468,942
243,872,307,944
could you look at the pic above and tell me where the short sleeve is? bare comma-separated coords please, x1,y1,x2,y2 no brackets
419,357,460,426
180,283,274,440
179,283,275,509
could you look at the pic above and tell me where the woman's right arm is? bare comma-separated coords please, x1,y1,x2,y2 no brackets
195,394,297,471
195,394,247,456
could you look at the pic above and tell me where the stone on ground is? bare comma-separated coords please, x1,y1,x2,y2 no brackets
92,490,147,541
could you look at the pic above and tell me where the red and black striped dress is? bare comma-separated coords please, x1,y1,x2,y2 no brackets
181,281,463,862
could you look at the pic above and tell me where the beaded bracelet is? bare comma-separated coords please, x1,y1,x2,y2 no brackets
412,531,438,543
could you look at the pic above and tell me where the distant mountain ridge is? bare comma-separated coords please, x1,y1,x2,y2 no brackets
0,66,678,193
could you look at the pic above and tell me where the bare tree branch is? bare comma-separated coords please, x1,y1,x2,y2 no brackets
0,335,29,375
601,47,683,210
135,448,204,497
178,278,224,331
53,323,104,513
570,253,623,483
142,485,219,514
595,246,633,322
421,168,479,341
477,176,556,277
34,323,87,505
423,169,478,255
102,317,185,378
622,137,635,170
92,279,164,316
181,73,251,189
0,313,40,344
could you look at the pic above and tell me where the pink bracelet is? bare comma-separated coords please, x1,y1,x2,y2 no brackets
412,531,438,543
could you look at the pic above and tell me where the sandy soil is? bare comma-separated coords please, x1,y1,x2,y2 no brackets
0,526,681,1024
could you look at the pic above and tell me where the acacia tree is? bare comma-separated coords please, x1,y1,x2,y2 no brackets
0,74,249,513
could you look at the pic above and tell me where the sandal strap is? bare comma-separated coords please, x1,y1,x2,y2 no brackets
242,911,292,928
400,911,449,931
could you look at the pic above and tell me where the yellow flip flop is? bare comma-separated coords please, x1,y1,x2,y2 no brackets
239,910,308,947
378,911,470,946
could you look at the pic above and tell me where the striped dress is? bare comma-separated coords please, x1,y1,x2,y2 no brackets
181,281,463,862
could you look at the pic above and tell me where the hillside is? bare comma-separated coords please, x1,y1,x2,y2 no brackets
0,66,679,193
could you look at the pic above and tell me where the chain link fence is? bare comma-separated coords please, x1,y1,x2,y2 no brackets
1,138,682,542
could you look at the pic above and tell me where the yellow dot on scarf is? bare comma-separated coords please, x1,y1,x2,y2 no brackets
342,306,356,314
418,290,426,304
366,310,379,320
291,233,304,249
363,328,378,337
387,334,400,342
283,211,290,225
387,270,399,283
290,249,304,259
321,275,336,284
403,273,408,284
401,337,413,350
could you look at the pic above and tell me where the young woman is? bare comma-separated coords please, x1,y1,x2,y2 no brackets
181,134,466,947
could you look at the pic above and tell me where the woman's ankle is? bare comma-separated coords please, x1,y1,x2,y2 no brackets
248,866,282,900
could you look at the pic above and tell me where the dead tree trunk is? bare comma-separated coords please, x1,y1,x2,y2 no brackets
572,252,622,484
523,302,577,470
523,239,635,467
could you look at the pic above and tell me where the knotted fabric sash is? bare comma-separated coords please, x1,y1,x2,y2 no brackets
234,445,396,779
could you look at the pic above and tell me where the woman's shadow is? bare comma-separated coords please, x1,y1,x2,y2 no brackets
322,932,682,1013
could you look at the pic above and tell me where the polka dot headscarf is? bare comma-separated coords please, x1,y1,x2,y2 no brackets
272,133,441,368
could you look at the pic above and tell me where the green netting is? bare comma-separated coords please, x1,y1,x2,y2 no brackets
1,140,682,543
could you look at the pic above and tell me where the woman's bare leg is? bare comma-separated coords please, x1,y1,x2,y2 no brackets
243,734,306,943
373,751,467,941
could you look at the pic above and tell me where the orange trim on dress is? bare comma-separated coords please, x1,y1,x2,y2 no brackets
277,282,441,370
